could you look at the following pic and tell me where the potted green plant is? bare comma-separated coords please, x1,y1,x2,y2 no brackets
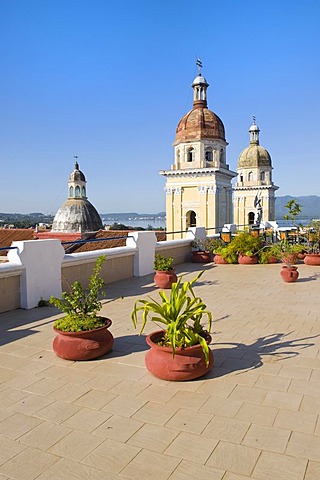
304,220,320,265
154,254,177,289
131,271,213,381
213,245,235,264
190,238,212,263
259,244,279,264
274,241,300,282
224,231,262,264
50,255,114,360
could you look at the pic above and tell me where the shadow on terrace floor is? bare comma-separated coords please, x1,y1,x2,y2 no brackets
105,263,216,301
0,306,60,347
205,332,319,379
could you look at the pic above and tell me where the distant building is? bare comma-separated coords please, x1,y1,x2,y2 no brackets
52,161,103,233
233,119,279,226
160,67,237,238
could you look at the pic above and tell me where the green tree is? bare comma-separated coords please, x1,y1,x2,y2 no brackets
284,199,301,226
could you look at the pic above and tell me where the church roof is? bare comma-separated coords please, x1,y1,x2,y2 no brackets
175,108,225,144
238,144,272,168
52,199,103,233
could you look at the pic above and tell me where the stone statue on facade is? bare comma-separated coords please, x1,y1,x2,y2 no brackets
254,192,262,226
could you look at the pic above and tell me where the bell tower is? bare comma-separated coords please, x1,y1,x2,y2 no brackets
233,118,279,227
160,61,237,239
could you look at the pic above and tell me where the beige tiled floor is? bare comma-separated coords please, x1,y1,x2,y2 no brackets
0,261,320,479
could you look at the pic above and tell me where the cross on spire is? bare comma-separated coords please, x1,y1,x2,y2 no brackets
196,57,203,75
252,115,256,125
74,154,79,170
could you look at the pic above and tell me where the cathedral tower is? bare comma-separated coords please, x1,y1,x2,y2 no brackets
233,118,278,227
160,64,237,238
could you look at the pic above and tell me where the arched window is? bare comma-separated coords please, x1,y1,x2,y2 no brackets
82,186,86,197
187,147,194,162
176,149,180,163
69,186,74,197
260,171,265,181
240,174,244,183
205,149,213,162
220,148,224,163
248,212,255,225
186,210,196,228
248,171,253,181
75,186,80,197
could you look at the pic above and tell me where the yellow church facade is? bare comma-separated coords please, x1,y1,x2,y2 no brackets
160,70,237,239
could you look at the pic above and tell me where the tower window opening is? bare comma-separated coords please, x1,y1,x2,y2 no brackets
248,212,255,225
187,147,194,162
248,171,253,181
186,210,196,228
260,171,265,181
69,186,74,197
82,186,86,197
240,174,243,182
205,149,213,162
75,186,81,197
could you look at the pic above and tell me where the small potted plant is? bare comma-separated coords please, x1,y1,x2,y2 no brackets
154,254,177,289
275,241,300,283
304,221,320,265
50,255,114,360
190,238,212,263
131,271,213,381
227,231,262,264
259,244,279,264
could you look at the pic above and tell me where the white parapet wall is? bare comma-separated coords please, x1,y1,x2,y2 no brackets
126,231,157,276
0,231,198,312
7,239,65,309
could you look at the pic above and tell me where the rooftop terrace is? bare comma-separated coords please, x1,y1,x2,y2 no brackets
0,261,320,479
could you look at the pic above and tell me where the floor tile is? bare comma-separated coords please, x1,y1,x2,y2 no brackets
242,424,290,454
83,438,141,474
0,447,59,480
127,423,178,453
119,449,180,480
252,451,307,480
164,431,217,464
206,441,261,476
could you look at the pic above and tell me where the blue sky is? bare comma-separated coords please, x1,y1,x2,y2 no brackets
1,0,319,214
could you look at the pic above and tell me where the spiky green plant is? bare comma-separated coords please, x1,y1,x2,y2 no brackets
131,271,212,366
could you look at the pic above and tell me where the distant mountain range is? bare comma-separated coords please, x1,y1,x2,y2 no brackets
275,196,320,220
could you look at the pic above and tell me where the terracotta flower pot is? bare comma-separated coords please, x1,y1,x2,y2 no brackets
191,251,212,263
213,254,229,264
53,318,113,361
154,269,177,289
303,253,320,266
238,254,258,265
281,253,298,265
144,330,213,381
280,266,299,283
267,255,279,264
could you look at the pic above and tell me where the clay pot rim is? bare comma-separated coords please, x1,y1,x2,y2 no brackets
281,265,298,270
154,269,176,273
146,330,212,353
53,317,112,335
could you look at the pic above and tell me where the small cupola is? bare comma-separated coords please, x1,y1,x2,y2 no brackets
68,156,87,199
249,116,260,145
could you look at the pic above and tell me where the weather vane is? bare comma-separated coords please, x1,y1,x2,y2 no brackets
196,57,203,75
252,115,256,125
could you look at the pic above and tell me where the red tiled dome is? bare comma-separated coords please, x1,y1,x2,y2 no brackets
175,107,225,144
